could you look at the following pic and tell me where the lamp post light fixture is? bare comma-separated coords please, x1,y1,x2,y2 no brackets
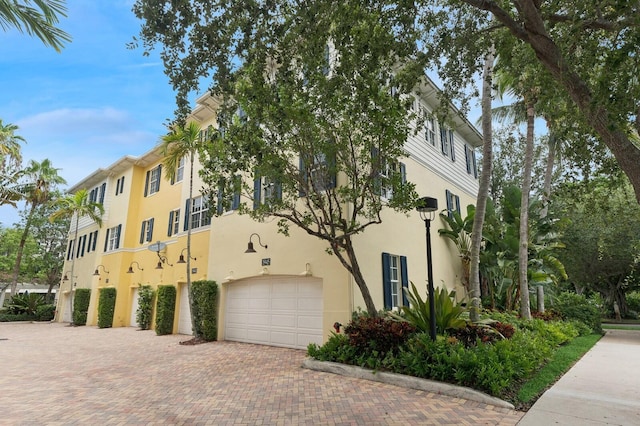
417,196,438,341
126,261,144,274
176,248,196,264
245,233,268,253
93,264,109,276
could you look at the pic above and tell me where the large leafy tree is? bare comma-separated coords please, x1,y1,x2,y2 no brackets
50,189,103,323
9,159,65,296
415,0,640,205
556,179,640,317
160,121,200,337
134,1,423,315
0,0,70,51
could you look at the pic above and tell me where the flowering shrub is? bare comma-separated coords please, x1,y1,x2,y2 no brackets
344,316,416,357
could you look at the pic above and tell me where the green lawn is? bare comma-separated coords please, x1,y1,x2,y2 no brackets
602,324,640,331
516,333,602,407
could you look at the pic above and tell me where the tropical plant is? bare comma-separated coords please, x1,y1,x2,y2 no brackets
0,0,71,51
97,287,116,329
72,288,90,326
160,121,201,337
9,159,65,297
389,282,466,335
50,189,104,323
7,292,45,316
438,205,474,296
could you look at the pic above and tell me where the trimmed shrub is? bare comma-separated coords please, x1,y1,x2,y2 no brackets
97,287,117,328
554,291,602,333
135,285,155,330
0,311,35,322
191,280,218,341
36,304,56,321
155,285,176,336
73,288,91,326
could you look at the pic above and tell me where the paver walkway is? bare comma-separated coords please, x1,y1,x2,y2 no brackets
0,322,523,425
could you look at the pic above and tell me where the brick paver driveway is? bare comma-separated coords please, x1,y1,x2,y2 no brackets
1,323,523,425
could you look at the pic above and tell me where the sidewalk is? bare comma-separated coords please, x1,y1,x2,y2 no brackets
518,329,640,425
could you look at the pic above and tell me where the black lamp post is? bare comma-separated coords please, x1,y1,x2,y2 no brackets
417,196,438,341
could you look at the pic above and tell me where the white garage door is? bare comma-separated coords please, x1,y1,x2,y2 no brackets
225,276,323,350
130,288,139,328
178,284,193,335
62,294,71,323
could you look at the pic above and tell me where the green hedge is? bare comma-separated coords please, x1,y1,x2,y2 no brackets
136,285,155,330
97,287,117,328
155,285,176,336
73,288,91,326
0,312,35,322
191,280,219,341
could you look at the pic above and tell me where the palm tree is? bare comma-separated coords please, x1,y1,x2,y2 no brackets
493,69,535,320
9,159,66,296
160,121,202,338
50,189,104,323
0,0,71,52
0,120,26,209
468,46,495,322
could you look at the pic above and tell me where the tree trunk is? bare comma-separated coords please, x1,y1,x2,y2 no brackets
334,236,377,317
469,46,495,322
540,132,556,219
186,150,199,338
9,203,35,296
519,102,534,320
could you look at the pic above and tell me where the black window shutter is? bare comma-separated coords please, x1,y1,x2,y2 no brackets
440,128,447,155
104,229,110,252
455,195,461,214
120,176,125,193
99,183,106,204
183,199,191,231
445,189,452,217
92,231,98,251
382,252,392,310
328,152,337,189
139,221,146,244
232,176,241,210
449,130,455,161
76,237,82,258
465,145,471,173
371,146,381,195
87,233,93,253
67,240,73,261
81,235,87,257
115,224,122,249
156,165,162,192
399,162,406,184
217,183,224,215
167,211,174,236
299,155,307,197
275,180,283,200
148,218,154,241
400,256,409,306
144,171,150,197
253,175,261,210
472,151,478,178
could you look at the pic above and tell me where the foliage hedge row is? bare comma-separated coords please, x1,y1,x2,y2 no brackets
155,285,176,336
191,280,218,341
97,287,117,328
73,288,91,326
552,292,602,333
308,314,586,399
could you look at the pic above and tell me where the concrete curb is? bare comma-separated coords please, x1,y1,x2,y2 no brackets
302,358,515,409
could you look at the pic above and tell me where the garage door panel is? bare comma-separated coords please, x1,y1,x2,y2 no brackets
178,284,192,335
225,277,323,350
271,298,298,310
271,314,296,327
298,314,322,329
130,288,140,327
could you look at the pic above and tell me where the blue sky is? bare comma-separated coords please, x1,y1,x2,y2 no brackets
0,0,178,226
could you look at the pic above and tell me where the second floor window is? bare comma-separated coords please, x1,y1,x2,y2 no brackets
139,218,154,243
144,165,162,196
104,225,122,252
425,118,436,146
184,196,211,231
167,209,180,236
440,128,455,161
253,175,282,209
175,158,185,183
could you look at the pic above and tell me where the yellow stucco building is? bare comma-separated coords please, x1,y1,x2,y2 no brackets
56,81,481,350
